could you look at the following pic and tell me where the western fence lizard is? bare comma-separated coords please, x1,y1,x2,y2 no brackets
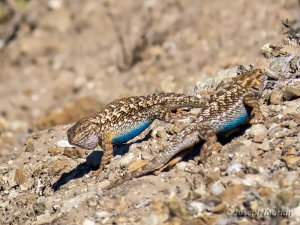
67,93,204,171
104,68,267,189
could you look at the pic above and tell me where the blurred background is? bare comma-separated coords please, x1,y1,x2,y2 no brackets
0,0,299,161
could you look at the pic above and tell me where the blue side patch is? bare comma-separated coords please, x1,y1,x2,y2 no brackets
218,111,248,133
112,120,152,144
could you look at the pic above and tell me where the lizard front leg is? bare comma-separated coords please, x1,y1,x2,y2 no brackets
243,92,264,124
91,134,114,177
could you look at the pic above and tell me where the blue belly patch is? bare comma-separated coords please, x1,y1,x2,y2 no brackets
218,111,248,133
112,120,152,144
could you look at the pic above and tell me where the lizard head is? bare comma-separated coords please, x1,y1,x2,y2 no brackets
235,68,267,95
67,117,101,150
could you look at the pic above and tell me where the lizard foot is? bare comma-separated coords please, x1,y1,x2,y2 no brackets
200,142,222,163
249,114,264,124
128,159,147,172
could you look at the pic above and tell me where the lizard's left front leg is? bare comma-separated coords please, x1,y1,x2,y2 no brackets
243,92,264,124
91,135,114,177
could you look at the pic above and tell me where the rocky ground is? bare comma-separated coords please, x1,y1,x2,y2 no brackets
0,0,300,224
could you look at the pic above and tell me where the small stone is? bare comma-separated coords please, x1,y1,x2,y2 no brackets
247,124,268,143
0,165,8,174
33,202,46,215
226,163,244,175
0,117,8,130
25,137,35,152
48,0,63,10
286,147,297,156
284,138,296,147
1,132,14,144
118,152,135,168
283,85,300,100
283,99,300,119
96,211,114,218
268,125,289,139
279,172,298,187
219,184,247,203
209,181,225,196
32,163,44,177
87,197,98,207
282,156,300,169
14,168,27,185
48,146,61,156
270,90,283,104
56,140,74,148
49,159,69,175
188,201,206,217
63,147,85,159
7,170,17,187
260,139,271,151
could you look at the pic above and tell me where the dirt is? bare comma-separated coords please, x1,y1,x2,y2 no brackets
0,0,299,224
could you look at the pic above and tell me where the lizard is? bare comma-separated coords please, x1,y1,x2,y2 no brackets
104,68,267,190
67,92,205,172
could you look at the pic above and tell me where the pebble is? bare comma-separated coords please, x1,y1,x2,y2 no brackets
282,155,300,169
96,211,114,218
140,212,166,225
25,137,35,152
82,218,95,225
270,90,283,104
209,181,225,196
247,124,268,143
49,159,69,175
48,0,63,10
118,152,136,168
14,168,28,185
188,201,206,217
283,99,300,119
63,147,85,159
260,139,271,151
7,170,17,187
56,140,74,148
226,163,243,175
48,146,61,156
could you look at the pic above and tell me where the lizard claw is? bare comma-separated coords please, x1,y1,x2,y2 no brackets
200,142,222,162
249,114,264,124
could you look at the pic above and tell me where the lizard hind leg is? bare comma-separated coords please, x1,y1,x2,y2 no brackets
153,105,191,124
198,128,222,163
153,148,192,175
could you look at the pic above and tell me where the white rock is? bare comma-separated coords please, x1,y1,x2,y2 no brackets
96,211,114,218
247,124,268,143
188,201,206,217
118,153,135,167
48,0,63,10
83,218,95,225
56,140,74,148
209,181,225,196
226,163,244,175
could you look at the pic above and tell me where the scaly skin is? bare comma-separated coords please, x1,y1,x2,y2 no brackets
104,69,267,190
67,93,204,171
